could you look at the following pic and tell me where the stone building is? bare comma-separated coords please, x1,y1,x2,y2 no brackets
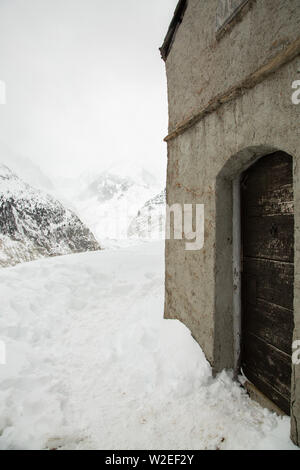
160,0,300,446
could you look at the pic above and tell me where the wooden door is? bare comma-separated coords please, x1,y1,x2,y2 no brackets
241,151,294,415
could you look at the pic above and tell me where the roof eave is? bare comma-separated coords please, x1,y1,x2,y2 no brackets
159,0,188,62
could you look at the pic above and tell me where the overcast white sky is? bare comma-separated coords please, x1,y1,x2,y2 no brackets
0,0,178,182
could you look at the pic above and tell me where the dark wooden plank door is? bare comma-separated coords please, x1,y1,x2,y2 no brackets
241,151,294,415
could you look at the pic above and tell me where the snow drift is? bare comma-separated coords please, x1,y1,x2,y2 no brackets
0,242,296,450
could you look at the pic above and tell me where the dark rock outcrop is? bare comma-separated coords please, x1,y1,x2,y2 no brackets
0,164,100,267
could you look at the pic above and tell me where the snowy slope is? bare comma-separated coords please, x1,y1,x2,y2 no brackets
128,189,166,240
54,167,162,247
0,164,100,267
0,242,296,450
0,141,53,192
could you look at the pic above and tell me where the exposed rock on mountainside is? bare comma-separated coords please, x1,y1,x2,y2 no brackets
0,164,100,267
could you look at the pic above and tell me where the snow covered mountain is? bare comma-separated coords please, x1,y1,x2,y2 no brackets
81,171,141,203
55,166,163,247
128,189,166,240
0,164,100,268
0,141,54,192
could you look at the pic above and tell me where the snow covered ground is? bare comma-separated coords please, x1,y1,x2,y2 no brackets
0,242,297,450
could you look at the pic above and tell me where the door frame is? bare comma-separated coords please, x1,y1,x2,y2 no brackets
214,143,298,445
232,176,242,373
231,152,295,405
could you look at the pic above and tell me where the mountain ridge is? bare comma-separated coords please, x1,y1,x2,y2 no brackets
0,164,100,267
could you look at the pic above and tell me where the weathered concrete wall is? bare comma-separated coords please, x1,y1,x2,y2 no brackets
164,0,300,446
166,0,300,129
